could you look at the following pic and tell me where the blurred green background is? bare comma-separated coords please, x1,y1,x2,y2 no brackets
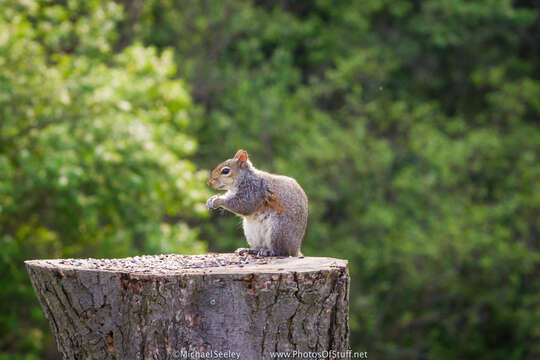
1,0,539,359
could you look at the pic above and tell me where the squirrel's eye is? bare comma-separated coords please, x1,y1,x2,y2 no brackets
221,167,231,175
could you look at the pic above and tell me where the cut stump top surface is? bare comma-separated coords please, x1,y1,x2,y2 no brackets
24,253,348,276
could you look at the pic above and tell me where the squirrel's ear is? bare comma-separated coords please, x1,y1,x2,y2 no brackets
234,149,249,163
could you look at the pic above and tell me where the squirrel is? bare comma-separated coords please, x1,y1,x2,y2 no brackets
206,150,308,257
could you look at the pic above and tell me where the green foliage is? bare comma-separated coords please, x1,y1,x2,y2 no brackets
0,1,208,357
139,0,540,359
2,0,539,359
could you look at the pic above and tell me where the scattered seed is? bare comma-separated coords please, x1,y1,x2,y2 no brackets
48,253,284,274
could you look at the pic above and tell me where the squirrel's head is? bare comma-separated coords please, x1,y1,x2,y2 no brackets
207,149,252,191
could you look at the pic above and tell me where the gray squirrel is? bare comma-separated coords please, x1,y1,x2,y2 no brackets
206,150,308,257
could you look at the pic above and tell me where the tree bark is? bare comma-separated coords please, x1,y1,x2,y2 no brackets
25,254,349,360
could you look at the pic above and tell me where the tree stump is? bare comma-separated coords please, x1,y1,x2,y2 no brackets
25,254,349,359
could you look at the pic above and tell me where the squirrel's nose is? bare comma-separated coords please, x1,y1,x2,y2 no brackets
207,178,213,186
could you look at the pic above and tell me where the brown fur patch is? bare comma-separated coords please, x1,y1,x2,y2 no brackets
258,192,285,212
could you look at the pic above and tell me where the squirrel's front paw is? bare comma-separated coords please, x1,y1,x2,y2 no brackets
206,195,221,210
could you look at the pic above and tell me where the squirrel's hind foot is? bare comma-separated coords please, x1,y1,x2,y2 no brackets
235,248,258,256
256,248,276,257
234,248,277,257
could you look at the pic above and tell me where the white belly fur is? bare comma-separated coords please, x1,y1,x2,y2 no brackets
242,213,273,250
